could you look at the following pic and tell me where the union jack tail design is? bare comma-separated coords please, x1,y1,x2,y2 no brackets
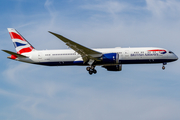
7,28,36,54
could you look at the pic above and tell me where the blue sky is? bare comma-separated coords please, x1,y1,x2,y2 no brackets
0,0,180,120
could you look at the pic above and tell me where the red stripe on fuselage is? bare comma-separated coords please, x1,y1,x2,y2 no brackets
17,46,33,54
148,49,166,52
9,32,26,41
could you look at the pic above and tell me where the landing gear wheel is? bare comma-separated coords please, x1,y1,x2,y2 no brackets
91,66,95,70
86,67,90,71
93,69,97,74
162,66,165,70
87,66,97,75
89,70,93,75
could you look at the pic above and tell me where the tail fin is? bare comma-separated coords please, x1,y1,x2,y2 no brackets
7,28,36,54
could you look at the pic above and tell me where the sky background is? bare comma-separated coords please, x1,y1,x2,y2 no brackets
0,0,180,120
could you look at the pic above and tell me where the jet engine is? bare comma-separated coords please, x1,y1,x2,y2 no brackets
102,64,122,71
102,53,119,64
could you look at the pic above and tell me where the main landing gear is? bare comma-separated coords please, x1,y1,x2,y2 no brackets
162,62,167,70
86,66,97,75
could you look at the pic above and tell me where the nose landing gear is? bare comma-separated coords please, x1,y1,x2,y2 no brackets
162,66,165,70
86,66,97,75
162,62,167,70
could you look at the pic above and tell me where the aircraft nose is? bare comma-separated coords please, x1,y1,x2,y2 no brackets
173,54,178,61
175,55,178,61
169,52,178,61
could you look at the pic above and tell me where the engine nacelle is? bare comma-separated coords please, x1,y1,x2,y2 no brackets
103,64,122,71
102,53,119,64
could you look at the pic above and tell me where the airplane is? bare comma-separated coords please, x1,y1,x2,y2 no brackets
2,28,178,75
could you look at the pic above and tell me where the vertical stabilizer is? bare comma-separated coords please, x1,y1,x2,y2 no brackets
7,28,36,54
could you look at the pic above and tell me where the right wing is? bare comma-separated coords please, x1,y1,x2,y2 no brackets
49,31,102,63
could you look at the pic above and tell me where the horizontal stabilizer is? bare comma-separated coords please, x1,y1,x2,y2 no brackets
2,50,28,58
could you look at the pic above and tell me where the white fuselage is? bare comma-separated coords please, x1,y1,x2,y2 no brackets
16,47,178,66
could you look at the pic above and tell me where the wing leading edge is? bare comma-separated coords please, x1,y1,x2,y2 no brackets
49,31,102,63
2,49,28,58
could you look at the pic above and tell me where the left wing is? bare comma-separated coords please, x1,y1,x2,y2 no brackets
2,50,28,58
49,31,102,63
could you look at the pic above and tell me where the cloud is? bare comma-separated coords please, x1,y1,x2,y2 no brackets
146,0,180,19
2,63,30,83
81,1,129,14
1,81,180,120
80,0,180,20
44,0,57,26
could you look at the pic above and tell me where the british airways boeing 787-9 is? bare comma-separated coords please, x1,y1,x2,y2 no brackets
2,28,178,75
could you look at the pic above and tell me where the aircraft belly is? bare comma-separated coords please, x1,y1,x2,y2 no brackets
33,55,84,66
119,59,174,64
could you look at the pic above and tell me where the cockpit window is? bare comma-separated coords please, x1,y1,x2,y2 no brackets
169,51,174,54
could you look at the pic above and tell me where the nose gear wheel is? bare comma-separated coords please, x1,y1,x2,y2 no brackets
162,66,165,70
